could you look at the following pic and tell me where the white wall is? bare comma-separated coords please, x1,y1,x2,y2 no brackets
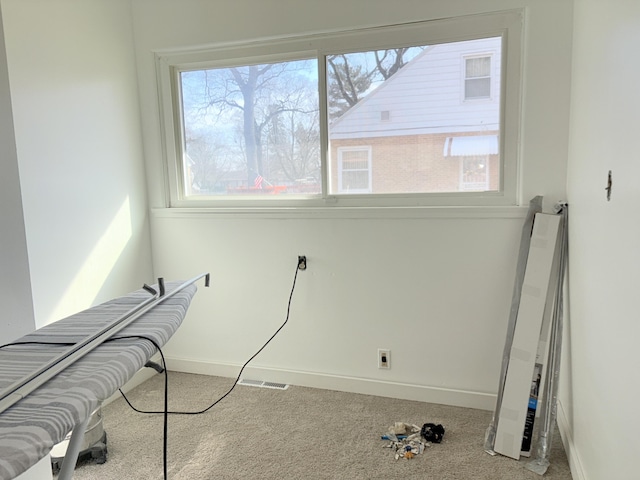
1,0,154,326
561,1,640,479
5,2,637,479
132,0,574,410
0,1,35,343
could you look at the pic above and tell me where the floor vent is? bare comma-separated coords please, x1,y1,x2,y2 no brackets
237,379,289,390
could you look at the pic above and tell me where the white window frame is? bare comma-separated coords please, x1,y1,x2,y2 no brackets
155,10,523,208
337,146,372,193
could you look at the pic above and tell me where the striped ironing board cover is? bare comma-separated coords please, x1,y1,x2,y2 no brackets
0,282,197,479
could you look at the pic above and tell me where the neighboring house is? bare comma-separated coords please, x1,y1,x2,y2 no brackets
329,37,502,194
185,154,254,194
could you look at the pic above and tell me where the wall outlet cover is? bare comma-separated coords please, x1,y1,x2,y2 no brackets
378,349,390,369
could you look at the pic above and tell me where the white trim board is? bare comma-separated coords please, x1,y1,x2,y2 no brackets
164,356,497,411
557,399,587,480
151,206,530,220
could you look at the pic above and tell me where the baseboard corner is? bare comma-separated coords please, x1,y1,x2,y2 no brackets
556,399,587,480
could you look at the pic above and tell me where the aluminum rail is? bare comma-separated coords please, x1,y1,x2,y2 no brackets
0,273,209,415
484,196,543,454
526,204,568,475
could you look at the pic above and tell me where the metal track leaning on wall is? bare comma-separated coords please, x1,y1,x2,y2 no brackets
526,203,569,475
484,196,543,454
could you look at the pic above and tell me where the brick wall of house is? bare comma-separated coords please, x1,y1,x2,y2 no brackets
330,131,500,194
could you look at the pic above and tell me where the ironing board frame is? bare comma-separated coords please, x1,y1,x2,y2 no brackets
0,273,208,480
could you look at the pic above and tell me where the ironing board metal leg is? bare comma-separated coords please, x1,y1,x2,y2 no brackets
57,415,90,480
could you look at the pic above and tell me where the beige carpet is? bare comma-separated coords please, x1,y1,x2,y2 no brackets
64,372,572,479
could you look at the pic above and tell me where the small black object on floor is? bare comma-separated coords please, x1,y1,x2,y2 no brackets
421,423,445,443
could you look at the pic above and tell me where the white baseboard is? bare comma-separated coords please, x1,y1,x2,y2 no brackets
557,399,586,480
165,356,497,411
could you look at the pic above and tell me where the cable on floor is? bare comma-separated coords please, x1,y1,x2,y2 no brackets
0,261,301,480
119,259,300,415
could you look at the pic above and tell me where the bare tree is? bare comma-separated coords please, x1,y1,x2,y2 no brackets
266,102,320,184
194,62,318,187
183,126,240,194
180,48,419,193
326,54,372,121
373,47,413,79
327,48,418,121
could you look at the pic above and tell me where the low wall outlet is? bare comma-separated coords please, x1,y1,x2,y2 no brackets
378,349,390,369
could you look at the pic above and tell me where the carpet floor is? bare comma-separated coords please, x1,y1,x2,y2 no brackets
62,372,573,480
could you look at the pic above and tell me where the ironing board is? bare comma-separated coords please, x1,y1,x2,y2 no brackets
0,280,199,480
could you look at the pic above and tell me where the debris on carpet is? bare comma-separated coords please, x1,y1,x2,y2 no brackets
380,422,445,460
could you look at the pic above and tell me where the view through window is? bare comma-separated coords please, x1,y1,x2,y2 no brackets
176,36,502,198
180,59,320,196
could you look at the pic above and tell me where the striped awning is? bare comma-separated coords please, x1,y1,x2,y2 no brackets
443,135,499,156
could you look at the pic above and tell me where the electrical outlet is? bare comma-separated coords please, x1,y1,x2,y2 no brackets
378,349,390,369
298,255,307,270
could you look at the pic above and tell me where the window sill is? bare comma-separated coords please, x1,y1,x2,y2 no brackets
151,205,529,220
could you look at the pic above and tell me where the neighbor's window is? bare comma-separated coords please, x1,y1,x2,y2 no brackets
464,55,492,100
444,135,499,191
337,147,372,193
157,11,522,206
461,155,490,191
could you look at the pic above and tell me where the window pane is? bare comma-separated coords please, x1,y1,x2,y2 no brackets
466,56,490,78
180,59,321,196
342,149,369,169
327,37,501,195
344,159,369,170
465,77,491,99
342,171,369,190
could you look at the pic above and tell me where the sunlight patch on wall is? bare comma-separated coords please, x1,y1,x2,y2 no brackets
45,197,133,325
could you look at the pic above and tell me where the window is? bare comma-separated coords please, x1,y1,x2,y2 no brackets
444,135,498,191
157,10,522,207
338,147,372,193
179,60,320,197
461,155,490,191
464,55,492,100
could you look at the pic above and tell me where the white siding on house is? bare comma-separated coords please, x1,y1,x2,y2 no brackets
330,37,501,139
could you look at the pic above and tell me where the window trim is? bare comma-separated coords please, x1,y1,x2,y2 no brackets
155,9,523,208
